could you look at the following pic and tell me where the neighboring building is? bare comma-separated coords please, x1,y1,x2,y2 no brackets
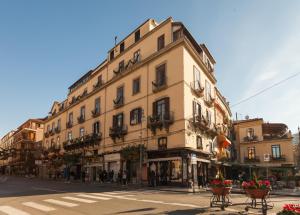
43,17,232,186
0,130,15,174
233,118,295,179
7,119,44,175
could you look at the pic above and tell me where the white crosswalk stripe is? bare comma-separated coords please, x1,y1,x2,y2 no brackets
77,194,111,200
91,193,137,200
62,196,97,203
43,199,78,207
0,206,30,215
22,202,56,212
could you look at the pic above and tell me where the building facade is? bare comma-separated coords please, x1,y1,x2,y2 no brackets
43,17,232,186
233,118,295,179
0,130,15,174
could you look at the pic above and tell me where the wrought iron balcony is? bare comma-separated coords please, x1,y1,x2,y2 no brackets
93,79,104,90
190,81,204,97
49,129,55,136
55,127,61,134
63,133,102,151
113,96,124,108
192,114,210,131
152,77,167,93
91,109,101,118
109,125,128,141
147,112,174,134
204,94,215,108
66,121,73,129
44,131,50,138
244,156,260,163
77,115,85,124
243,135,258,142
271,155,286,161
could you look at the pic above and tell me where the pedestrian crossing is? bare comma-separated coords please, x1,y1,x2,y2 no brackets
0,190,199,215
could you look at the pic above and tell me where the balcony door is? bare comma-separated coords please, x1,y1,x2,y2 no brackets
117,86,124,100
153,97,169,120
113,113,123,129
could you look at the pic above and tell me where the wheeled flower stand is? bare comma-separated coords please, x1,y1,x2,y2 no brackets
210,187,232,210
244,189,274,215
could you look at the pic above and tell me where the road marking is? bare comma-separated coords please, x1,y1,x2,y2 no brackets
103,191,129,195
139,199,165,204
43,199,78,207
0,206,30,215
91,193,137,200
77,194,111,200
62,196,97,203
22,202,56,212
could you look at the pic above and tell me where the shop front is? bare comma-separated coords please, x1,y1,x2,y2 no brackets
83,154,104,182
104,153,121,182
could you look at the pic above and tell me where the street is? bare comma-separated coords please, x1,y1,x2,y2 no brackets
0,177,298,215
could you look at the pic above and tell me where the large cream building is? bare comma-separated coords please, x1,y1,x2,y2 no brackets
233,118,295,179
43,17,232,186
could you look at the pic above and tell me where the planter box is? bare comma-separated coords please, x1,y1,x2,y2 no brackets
245,188,269,199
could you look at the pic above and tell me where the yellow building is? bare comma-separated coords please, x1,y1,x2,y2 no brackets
43,17,232,186
0,130,15,174
233,118,295,179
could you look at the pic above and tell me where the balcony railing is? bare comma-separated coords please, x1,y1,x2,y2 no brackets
243,135,258,142
192,114,210,131
263,135,289,141
49,129,55,136
44,131,50,138
109,125,128,141
244,156,260,163
204,94,215,108
271,155,286,161
113,96,124,108
63,133,102,151
66,121,73,129
190,81,204,97
147,112,174,134
55,127,61,134
113,53,141,77
93,79,104,90
77,115,85,124
152,77,167,93
91,109,101,118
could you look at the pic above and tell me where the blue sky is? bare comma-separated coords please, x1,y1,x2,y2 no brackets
1,0,300,137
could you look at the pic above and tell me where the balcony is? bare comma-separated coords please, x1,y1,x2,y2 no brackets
113,96,124,109
204,94,215,108
49,129,55,136
263,135,290,141
66,121,73,129
243,135,258,142
91,109,101,118
77,115,85,124
63,133,102,151
271,155,286,162
113,53,141,77
192,114,210,131
207,123,218,136
93,79,104,90
244,156,260,163
44,131,50,138
109,125,128,141
152,78,167,93
190,81,204,97
48,145,61,153
147,112,174,134
55,127,61,134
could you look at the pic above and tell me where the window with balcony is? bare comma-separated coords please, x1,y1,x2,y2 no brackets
272,145,281,158
93,121,100,135
247,128,255,138
57,136,60,145
78,106,85,123
92,97,101,117
130,108,142,125
113,113,123,128
158,137,167,150
248,147,256,159
94,75,103,89
51,122,55,132
80,127,85,137
193,101,202,118
57,119,61,130
68,132,72,141
135,29,140,42
157,34,165,51
196,136,203,149
133,50,141,63
114,86,124,108
120,42,125,53
155,97,169,120
192,66,203,96
205,80,211,101
119,60,125,72
206,110,211,126
132,77,140,95
152,63,167,92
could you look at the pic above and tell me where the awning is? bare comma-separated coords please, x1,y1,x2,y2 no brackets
217,135,231,148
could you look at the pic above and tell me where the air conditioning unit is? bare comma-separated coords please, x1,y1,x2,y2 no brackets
264,154,270,162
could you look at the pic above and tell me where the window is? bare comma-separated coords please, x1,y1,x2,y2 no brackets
205,80,211,101
155,64,166,86
47,125,50,132
248,147,256,159
113,113,124,128
57,136,60,145
196,136,203,149
193,66,201,90
173,29,182,42
116,86,124,100
157,34,165,51
247,128,254,138
135,29,140,42
153,97,170,120
110,50,114,60
52,122,55,131
93,121,100,134
57,119,61,129
120,42,125,53
130,108,142,125
69,113,73,124
132,77,140,95
272,145,281,158
193,101,201,117
133,50,140,62
50,139,54,147
68,132,72,141
206,110,211,125
80,127,85,137
95,98,100,114
158,137,167,150
80,106,85,119
119,60,125,72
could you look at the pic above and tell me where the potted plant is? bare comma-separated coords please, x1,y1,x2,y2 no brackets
277,204,300,215
242,176,271,199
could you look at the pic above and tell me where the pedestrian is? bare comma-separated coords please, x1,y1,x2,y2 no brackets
198,170,203,189
150,170,156,187
118,170,122,185
98,169,103,183
122,170,127,185
103,169,107,182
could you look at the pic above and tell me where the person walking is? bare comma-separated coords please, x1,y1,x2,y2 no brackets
122,170,127,185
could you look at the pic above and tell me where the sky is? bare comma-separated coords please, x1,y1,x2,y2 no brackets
0,0,300,137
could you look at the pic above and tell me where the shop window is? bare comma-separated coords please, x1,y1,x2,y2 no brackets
158,137,167,150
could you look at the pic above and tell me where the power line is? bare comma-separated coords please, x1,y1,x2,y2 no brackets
231,71,300,108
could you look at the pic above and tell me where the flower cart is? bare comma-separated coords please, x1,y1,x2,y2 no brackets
277,204,300,215
242,180,274,215
210,179,232,210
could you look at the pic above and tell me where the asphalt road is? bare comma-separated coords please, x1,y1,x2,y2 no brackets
0,176,299,215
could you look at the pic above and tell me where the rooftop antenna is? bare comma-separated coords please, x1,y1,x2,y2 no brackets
114,36,118,46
